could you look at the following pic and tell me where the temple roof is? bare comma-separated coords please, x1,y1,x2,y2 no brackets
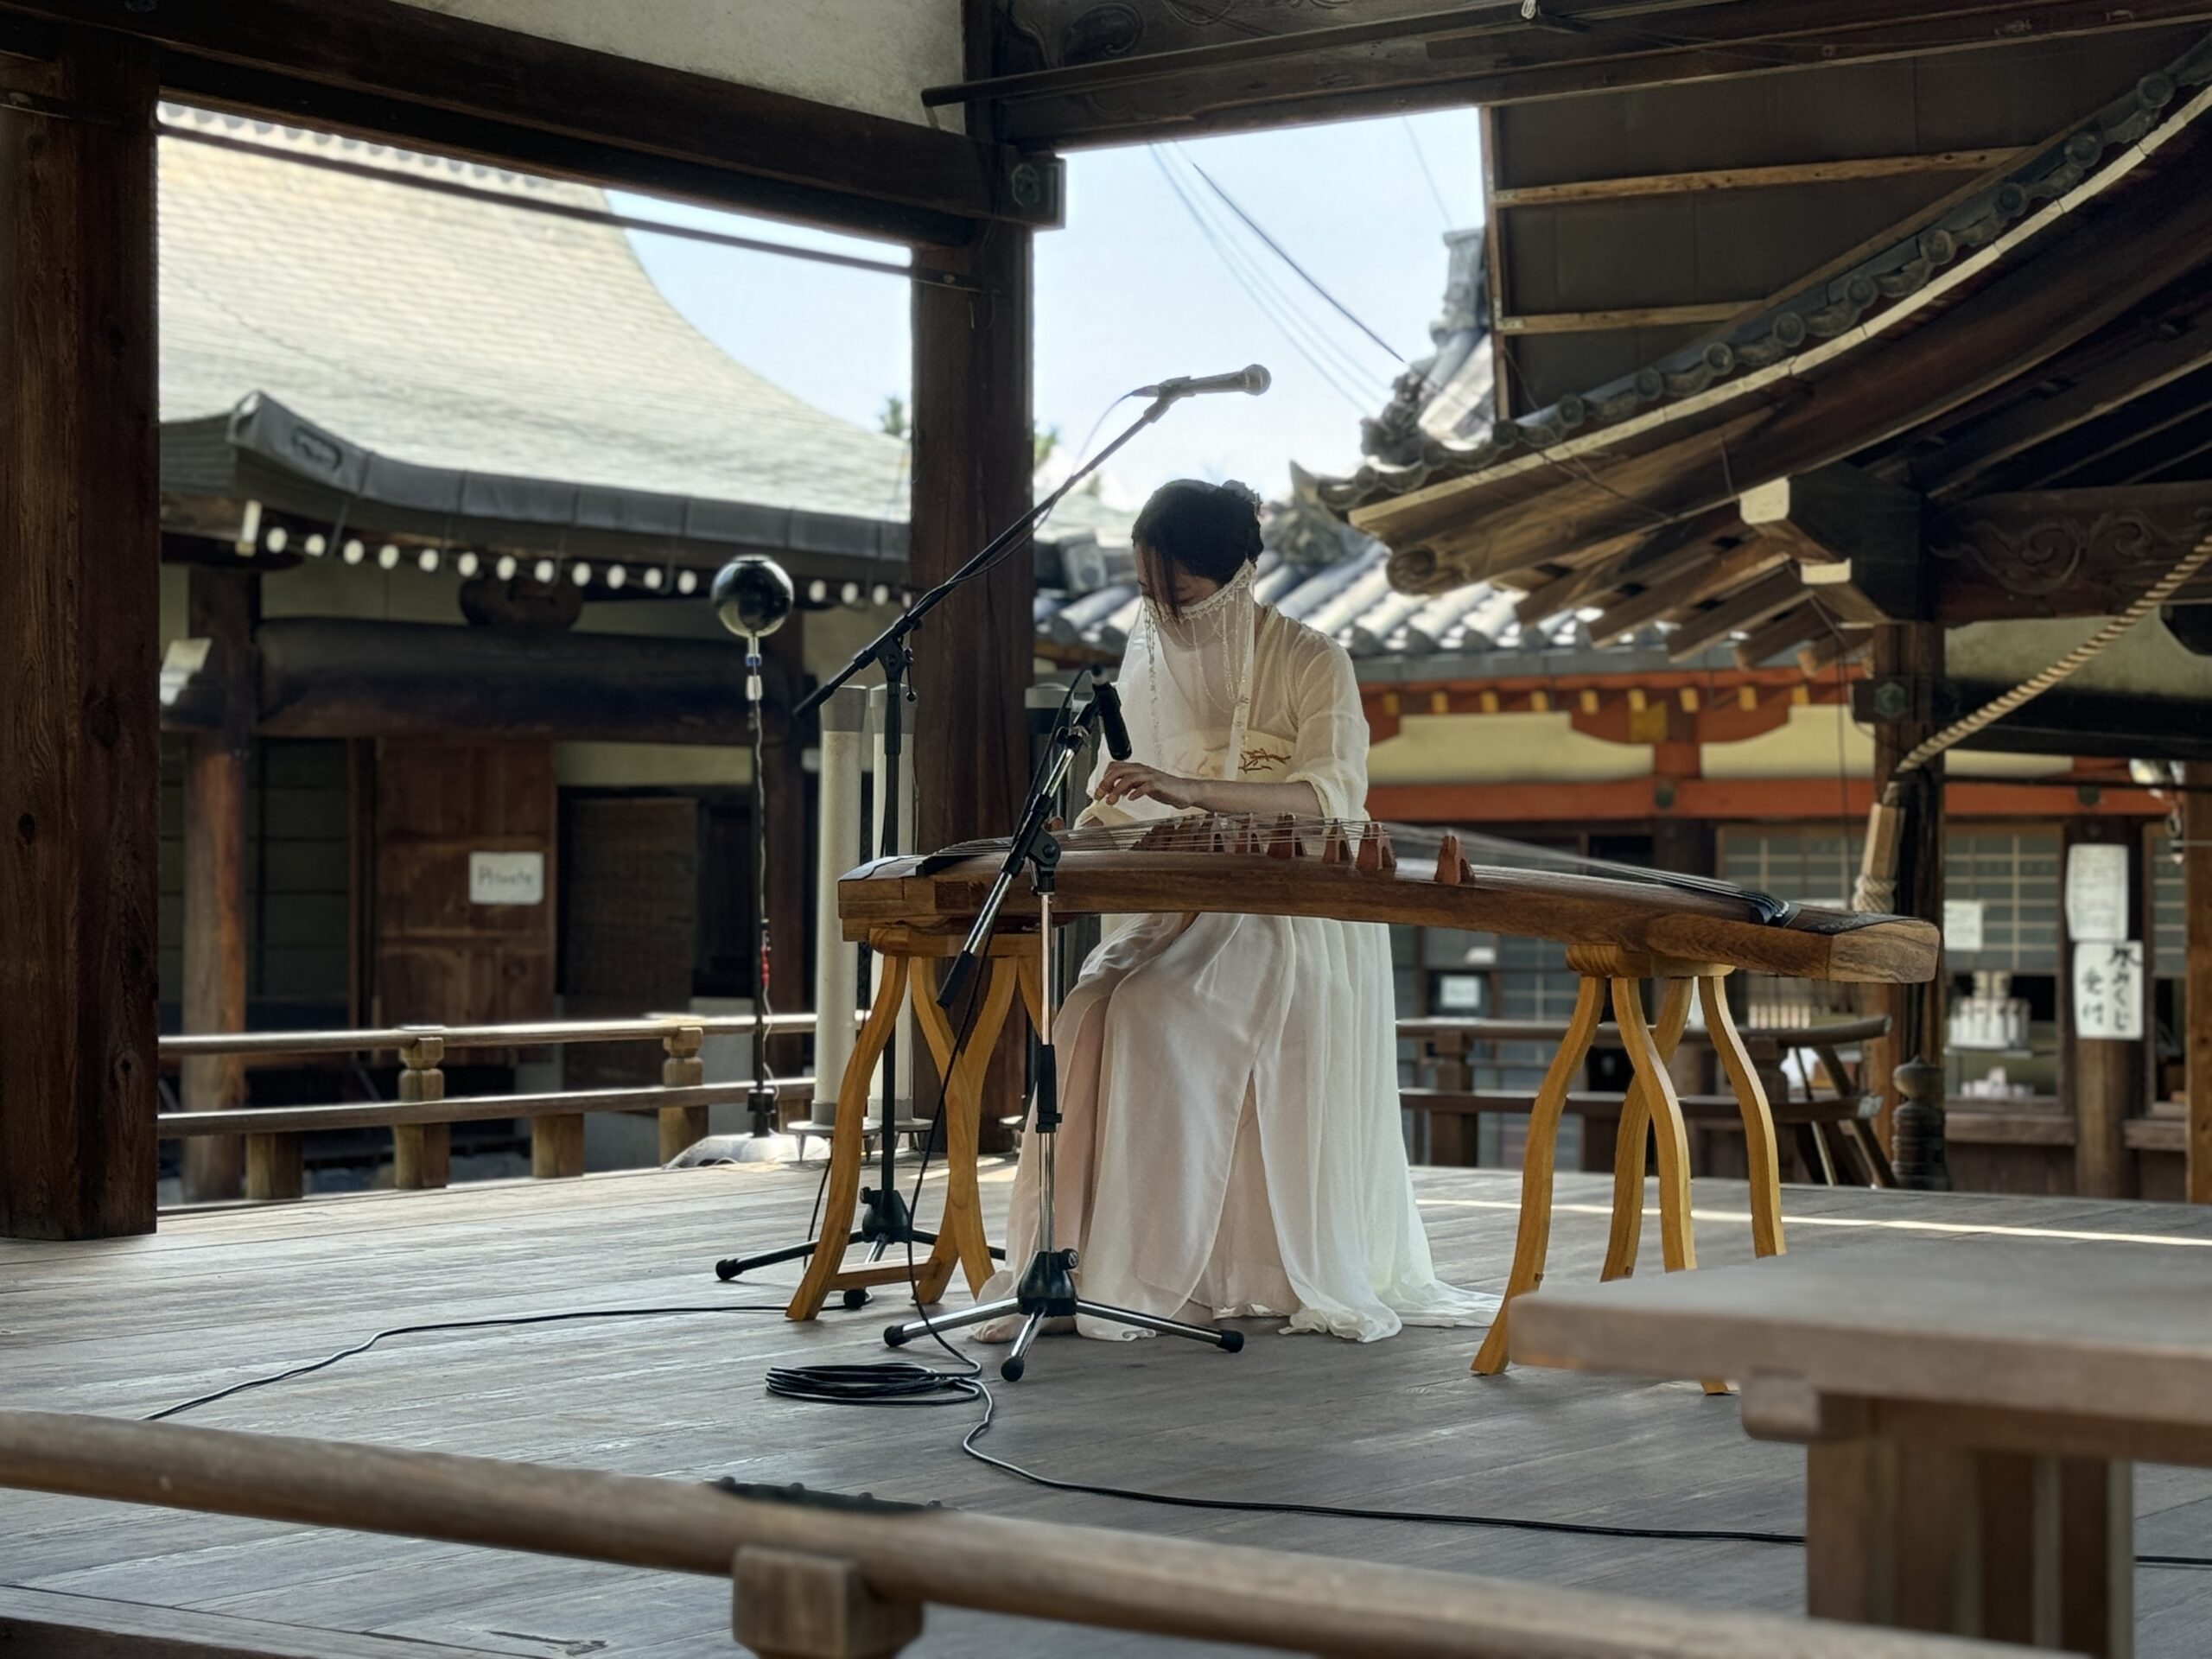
157,107,1122,575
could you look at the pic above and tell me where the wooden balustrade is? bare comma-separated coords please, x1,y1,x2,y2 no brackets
1396,1014,1893,1185
156,1013,849,1203
0,1411,2037,1659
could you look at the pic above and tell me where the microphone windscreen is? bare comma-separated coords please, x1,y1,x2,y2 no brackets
1243,364,1272,395
711,556,794,639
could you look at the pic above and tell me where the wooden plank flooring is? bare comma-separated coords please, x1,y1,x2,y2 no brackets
5,1164,2212,1656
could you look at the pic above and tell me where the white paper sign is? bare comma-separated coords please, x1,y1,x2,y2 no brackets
2073,941,2145,1041
1942,899,1985,954
469,850,544,906
1434,975,1484,1013
2065,843,2130,943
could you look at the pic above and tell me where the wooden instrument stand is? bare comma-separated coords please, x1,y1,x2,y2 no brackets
786,926,1041,1322
1471,945,1786,1378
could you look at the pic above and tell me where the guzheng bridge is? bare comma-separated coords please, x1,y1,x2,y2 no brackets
6,6,2212,1659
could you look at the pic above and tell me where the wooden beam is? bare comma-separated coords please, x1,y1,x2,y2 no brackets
1917,318,2212,500
1381,145,2212,582
1800,628,1874,676
1491,149,2024,208
0,34,161,1240
1516,506,1745,625
251,619,766,743
987,0,2212,145
1590,541,1787,645
180,569,256,1205
1497,302,1745,336
1732,602,1834,670
0,0,1047,242
2037,365,2212,487
1740,464,1924,624
2187,761,2212,1204
911,225,1033,1147
1872,622,1949,1190
2065,820,2142,1200
1926,484,2212,624
1664,566,1809,659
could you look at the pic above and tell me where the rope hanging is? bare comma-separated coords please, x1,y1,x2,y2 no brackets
1852,531,2212,913
1894,531,2212,776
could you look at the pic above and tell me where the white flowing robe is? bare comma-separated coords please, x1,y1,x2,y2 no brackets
977,604,1497,1341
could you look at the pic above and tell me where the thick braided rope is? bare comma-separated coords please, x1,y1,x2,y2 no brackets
1893,531,2212,775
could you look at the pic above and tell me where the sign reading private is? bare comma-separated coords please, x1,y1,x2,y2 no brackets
469,850,545,906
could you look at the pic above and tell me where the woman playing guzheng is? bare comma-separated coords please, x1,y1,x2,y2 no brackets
974,480,1496,1343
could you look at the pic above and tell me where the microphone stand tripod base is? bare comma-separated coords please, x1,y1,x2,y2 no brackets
882,1246,1243,1382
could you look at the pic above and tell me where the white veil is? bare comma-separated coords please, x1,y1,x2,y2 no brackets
1104,558,1258,817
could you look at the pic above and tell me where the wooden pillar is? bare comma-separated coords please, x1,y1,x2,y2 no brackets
911,221,1033,1149
0,36,161,1240
181,569,257,1203
2066,819,2141,1199
2186,763,2212,1204
1871,622,1949,1190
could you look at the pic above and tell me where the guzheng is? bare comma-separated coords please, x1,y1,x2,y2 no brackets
840,815,1938,985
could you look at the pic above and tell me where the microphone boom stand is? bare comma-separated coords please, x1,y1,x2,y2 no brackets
714,388,1184,1295
882,692,1244,1378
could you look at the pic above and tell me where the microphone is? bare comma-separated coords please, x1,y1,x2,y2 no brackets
1135,364,1270,400
709,555,794,702
1092,682,1133,761
710,555,794,642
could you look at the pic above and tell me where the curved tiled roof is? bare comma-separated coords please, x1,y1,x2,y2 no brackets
1319,32,2212,548
159,107,912,525
1031,485,1618,671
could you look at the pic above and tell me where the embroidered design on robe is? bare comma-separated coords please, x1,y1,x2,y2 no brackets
1238,746,1292,775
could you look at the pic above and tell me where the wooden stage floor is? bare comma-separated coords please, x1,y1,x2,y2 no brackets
7,1163,2212,1656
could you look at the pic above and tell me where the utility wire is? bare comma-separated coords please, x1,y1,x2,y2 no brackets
1149,149,1382,413
1402,117,1457,231
1182,149,1408,366
1153,149,1383,404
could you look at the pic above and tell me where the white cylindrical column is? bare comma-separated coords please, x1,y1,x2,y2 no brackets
867,683,914,1122
812,686,868,1128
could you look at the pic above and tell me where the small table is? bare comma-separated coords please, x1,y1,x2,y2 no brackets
1510,1240,2212,1659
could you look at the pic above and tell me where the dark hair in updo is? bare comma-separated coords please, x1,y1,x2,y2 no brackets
1132,479,1263,617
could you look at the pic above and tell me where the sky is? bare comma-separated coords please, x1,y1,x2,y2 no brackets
614,107,1482,512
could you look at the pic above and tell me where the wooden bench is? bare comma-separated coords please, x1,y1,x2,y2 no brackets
0,1411,2050,1659
1512,1239,2212,1658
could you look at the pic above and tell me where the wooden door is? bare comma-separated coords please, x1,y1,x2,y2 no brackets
562,796,699,1088
372,741,556,1027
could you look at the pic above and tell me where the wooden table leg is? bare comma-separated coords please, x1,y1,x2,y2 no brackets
911,957,1021,1306
1701,973,1786,1258
1611,977,1695,1277
1600,976,1692,1282
787,956,910,1322
1612,974,1737,1395
1471,975,1605,1376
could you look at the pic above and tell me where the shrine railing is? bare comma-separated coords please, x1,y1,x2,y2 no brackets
157,1014,835,1202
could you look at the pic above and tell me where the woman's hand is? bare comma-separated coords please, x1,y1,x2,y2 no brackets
1094,760,1205,810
